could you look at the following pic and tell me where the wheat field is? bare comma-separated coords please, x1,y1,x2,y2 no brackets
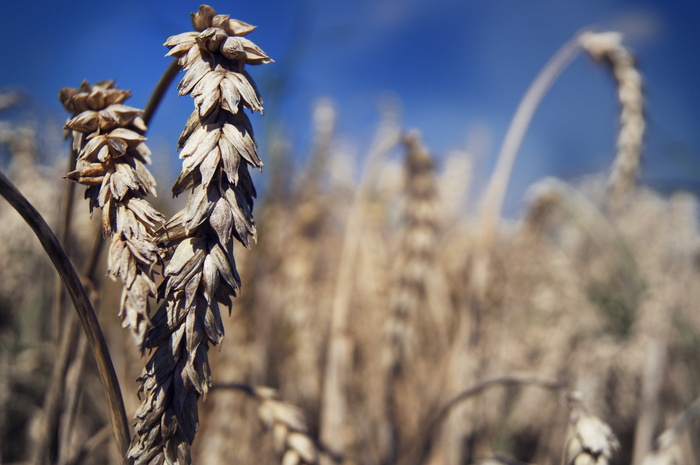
0,5,699,465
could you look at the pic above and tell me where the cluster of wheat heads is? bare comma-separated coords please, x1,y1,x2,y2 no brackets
0,4,278,465
2,7,700,465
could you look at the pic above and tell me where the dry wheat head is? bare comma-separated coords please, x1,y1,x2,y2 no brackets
385,130,439,372
127,6,271,465
59,80,164,348
565,402,619,465
254,387,319,465
579,31,644,211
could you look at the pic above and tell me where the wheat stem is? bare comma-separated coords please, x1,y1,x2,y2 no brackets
409,374,568,465
143,58,181,127
57,330,89,465
479,35,582,246
0,170,130,463
53,145,79,343
30,309,79,465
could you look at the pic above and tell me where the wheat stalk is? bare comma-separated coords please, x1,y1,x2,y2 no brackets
320,102,401,465
0,170,130,461
127,6,271,464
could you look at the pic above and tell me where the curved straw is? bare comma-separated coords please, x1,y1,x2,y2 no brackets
408,374,568,465
0,170,130,463
478,34,584,243
142,58,181,127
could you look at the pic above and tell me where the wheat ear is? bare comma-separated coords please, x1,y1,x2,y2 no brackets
60,80,164,349
377,131,439,463
579,32,644,212
209,384,320,465
565,397,619,465
384,130,438,372
127,6,271,464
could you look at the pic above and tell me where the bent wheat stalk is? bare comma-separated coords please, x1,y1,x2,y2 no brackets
0,170,130,461
407,374,568,465
127,6,272,464
478,35,581,245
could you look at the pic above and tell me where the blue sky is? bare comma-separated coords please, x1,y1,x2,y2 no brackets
2,0,699,212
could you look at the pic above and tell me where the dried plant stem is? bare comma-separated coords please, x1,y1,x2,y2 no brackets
408,374,568,465
58,234,104,465
53,146,79,343
64,425,113,465
30,309,80,465
451,48,585,452
0,170,130,462
143,59,181,127
57,330,89,465
632,334,668,464
479,35,582,245
33,220,106,465
631,260,679,463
